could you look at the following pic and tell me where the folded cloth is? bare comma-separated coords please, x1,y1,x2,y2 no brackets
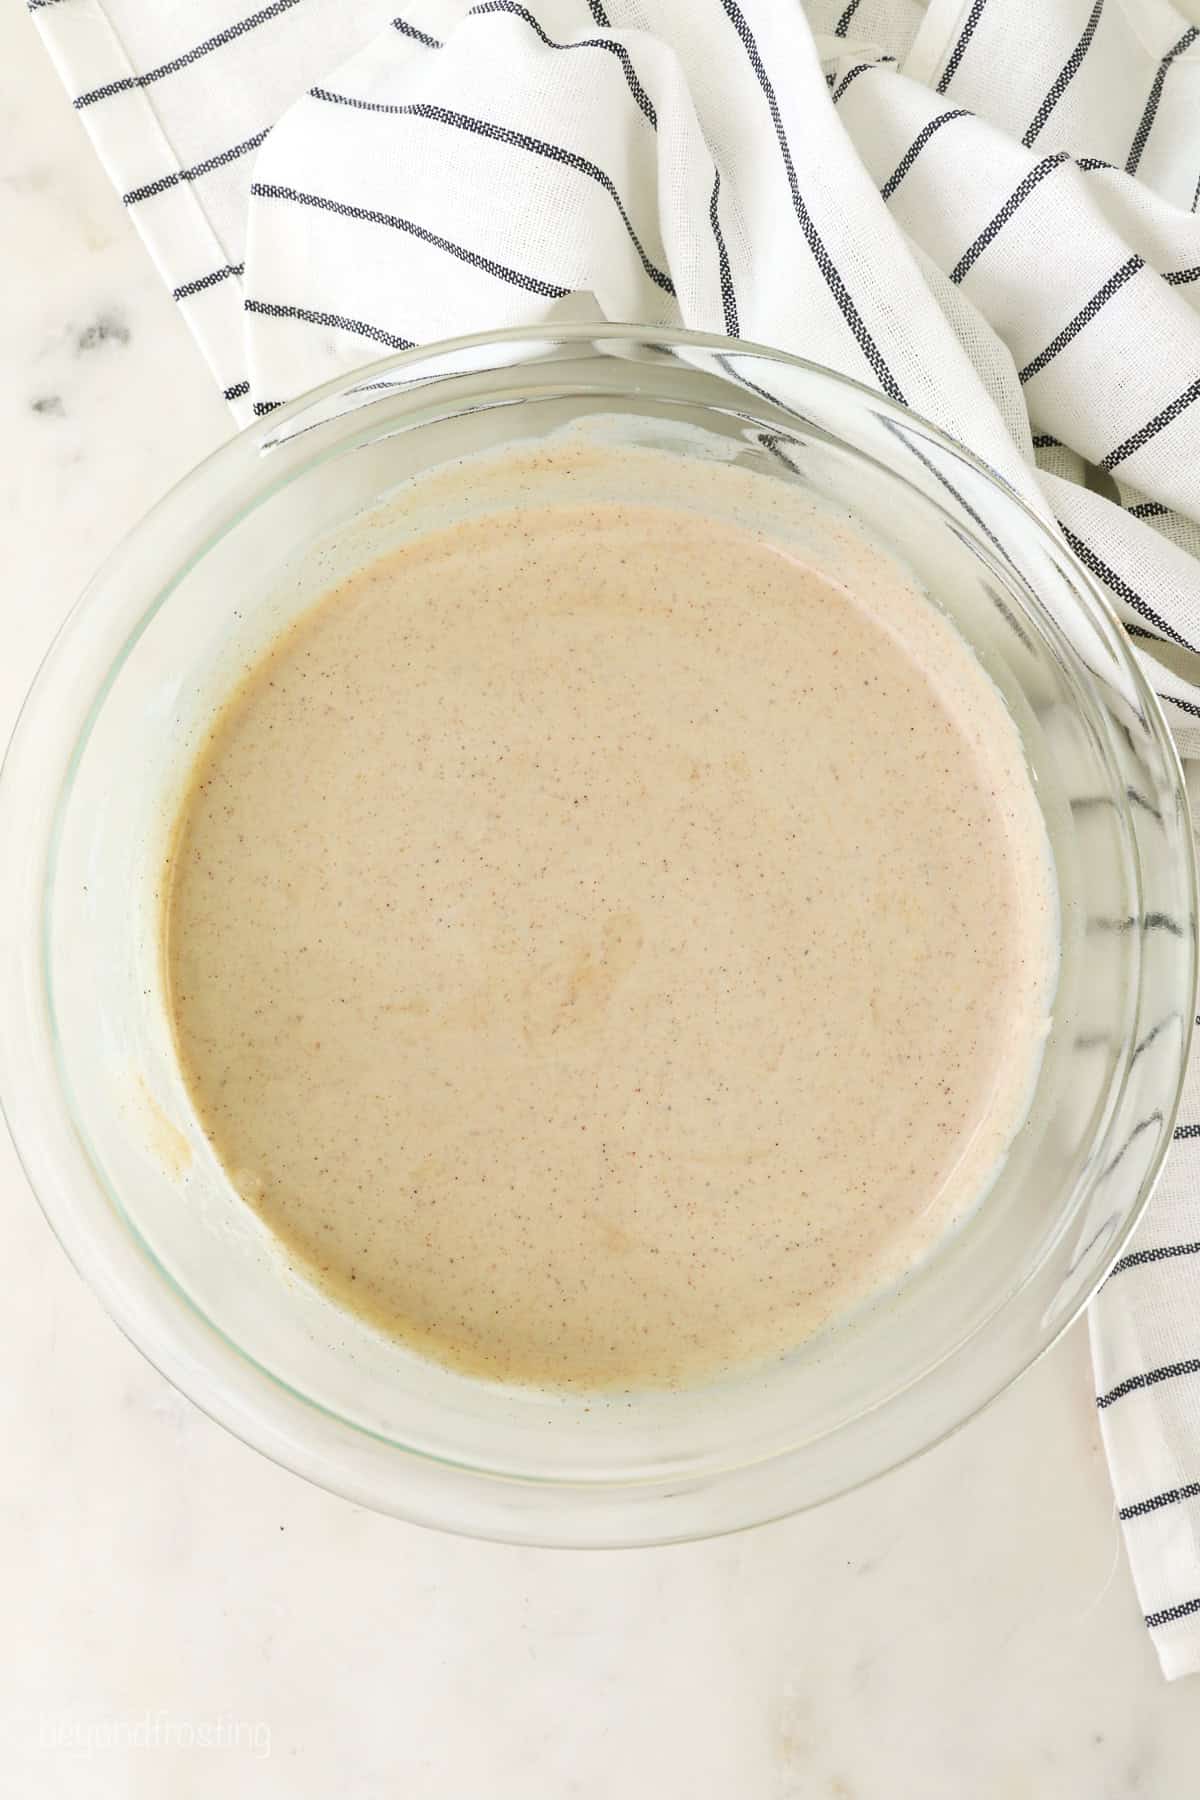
29,0,1200,1676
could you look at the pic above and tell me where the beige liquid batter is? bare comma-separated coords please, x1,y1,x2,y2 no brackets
166,443,1056,1391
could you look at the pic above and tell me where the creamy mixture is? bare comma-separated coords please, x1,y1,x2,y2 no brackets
165,443,1055,1390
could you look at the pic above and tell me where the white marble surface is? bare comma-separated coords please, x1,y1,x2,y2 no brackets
4,8,1200,1795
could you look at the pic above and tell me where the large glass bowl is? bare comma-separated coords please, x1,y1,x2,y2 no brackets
1,326,1194,1546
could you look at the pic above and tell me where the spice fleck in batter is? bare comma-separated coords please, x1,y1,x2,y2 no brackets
165,444,1056,1389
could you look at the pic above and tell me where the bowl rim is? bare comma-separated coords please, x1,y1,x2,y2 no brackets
1,321,1194,1545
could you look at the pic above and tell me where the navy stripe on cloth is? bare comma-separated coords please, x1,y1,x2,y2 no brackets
250,180,571,297
1126,26,1199,177
392,15,442,48
76,0,302,108
834,63,881,103
1024,0,1105,148
881,110,971,201
1100,375,1200,470
951,154,1069,284
308,89,676,295
717,0,906,403
1121,1481,1200,1521
1146,1596,1200,1631
1018,255,1142,382
123,127,269,206
174,263,244,301
937,0,989,94
1098,1360,1200,1410
244,298,417,353
1056,519,1200,652
709,170,739,336
1161,689,1200,721
1110,1241,1200,1277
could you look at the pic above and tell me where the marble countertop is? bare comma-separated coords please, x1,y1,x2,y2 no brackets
4,9,1200,1796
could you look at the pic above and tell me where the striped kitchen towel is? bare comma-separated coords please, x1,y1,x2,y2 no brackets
27,0,1200,1676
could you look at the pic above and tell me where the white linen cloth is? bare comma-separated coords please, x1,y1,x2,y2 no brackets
28,0,1200,1677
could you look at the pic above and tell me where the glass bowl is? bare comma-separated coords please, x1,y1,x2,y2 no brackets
0,326,1194,1546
